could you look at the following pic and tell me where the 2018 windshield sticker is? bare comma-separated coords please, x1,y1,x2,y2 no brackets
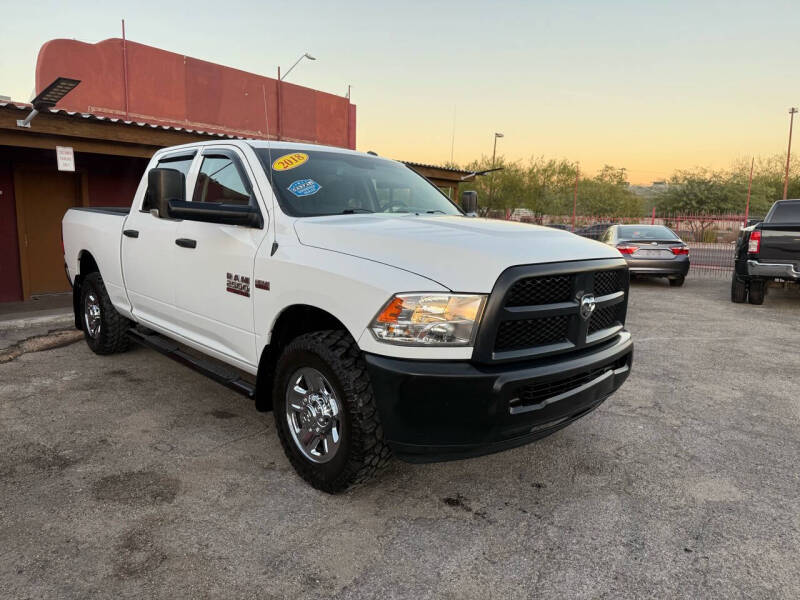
288,179,322,197
272,152,309,171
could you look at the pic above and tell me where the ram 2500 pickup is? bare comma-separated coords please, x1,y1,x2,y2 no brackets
62,140,633,492
732,199,800,304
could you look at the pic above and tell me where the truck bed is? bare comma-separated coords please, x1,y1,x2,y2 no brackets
63,206,131,319
70,206,131,217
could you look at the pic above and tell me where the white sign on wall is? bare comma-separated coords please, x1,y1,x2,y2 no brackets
56,146,75,172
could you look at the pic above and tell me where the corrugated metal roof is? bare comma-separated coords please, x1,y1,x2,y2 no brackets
401,160,474,175
0,100,250,140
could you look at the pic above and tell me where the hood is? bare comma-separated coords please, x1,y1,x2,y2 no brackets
293,215,622,292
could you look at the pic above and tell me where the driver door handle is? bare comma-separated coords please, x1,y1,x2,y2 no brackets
123,229,139,238
175,238,197,249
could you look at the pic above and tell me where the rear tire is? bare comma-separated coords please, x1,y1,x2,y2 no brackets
80,272,131,355
669,275,685,287
748,279,765,305
272,330,391,493
731,275,748,303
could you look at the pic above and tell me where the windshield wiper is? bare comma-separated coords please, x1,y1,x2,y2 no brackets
341,208,374,214
426,210,447,214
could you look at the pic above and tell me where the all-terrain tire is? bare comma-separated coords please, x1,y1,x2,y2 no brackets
272,330,391,493
80,272,131,355
731,275,748,303
748,280,765,305
669,275,686,287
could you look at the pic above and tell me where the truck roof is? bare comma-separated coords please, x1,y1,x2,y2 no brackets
157,139,393,163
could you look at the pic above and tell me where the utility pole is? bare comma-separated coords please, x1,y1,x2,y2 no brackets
783,107,797,200
488,132,503,210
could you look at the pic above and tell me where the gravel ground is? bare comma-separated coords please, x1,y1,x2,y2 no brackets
1,278,799,599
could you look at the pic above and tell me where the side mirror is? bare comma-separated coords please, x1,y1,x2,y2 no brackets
461,190,478,215
167,200,263,228
147,168,185,218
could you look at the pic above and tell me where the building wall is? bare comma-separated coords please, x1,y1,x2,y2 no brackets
36,38,356,148
0,146,148,301
78,154,148,207
0,157,22,301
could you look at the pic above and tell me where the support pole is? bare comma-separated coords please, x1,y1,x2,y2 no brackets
783,108,797,200
276,67,282,140
745,156,754,225
122,19,129,120
572,166,579,231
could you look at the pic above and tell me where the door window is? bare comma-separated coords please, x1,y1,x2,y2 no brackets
193,155,253,206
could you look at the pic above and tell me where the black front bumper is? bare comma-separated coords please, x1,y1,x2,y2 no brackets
364,331,633,463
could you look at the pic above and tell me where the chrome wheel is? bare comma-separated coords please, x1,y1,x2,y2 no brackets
84,292,101,339
285,367,342,464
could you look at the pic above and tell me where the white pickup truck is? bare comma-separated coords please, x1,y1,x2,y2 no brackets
62,140,633,492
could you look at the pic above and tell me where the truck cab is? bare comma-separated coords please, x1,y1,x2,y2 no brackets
62,140,634,492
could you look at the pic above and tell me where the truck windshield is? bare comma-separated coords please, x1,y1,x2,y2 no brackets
255,149,462,217
766,201,800,223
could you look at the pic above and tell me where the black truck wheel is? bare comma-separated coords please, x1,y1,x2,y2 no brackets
272,330,391,493
748,280,765,305
731,275,748,303
80,272,131,355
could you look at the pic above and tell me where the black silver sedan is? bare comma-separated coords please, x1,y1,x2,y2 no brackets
600,225,690,286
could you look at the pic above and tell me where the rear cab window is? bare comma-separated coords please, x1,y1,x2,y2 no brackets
766,201,800,223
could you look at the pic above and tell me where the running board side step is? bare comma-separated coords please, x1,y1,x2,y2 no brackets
127,329,256,399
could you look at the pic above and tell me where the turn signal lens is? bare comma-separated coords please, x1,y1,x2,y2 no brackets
671,246,689,255
376,297,404,323
617,245,637,255
748,230,761,254
370,294,487,346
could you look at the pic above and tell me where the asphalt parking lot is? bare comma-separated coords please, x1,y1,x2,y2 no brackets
1,278,799,599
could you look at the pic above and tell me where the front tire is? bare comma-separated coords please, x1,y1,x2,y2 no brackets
80,272,131,355
272,330,391,493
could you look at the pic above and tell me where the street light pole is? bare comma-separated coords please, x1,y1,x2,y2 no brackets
488,132,503,213
277,53,316,142
280,52,316,81
783,107,797,200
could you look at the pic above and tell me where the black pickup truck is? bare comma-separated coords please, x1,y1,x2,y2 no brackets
732,199,800,304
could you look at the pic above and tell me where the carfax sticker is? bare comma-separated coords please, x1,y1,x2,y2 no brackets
288,178,322,197
272,152,309,171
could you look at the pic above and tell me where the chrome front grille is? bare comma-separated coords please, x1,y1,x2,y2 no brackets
472,260,629,364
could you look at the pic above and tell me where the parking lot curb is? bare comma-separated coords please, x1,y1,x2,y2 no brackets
0,311,73,331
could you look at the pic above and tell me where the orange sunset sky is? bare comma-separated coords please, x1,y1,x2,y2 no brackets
2,0,799,184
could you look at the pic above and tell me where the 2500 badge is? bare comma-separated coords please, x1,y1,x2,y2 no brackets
226,272,250,297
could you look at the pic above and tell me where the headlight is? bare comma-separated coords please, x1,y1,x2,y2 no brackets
370,293,487,346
